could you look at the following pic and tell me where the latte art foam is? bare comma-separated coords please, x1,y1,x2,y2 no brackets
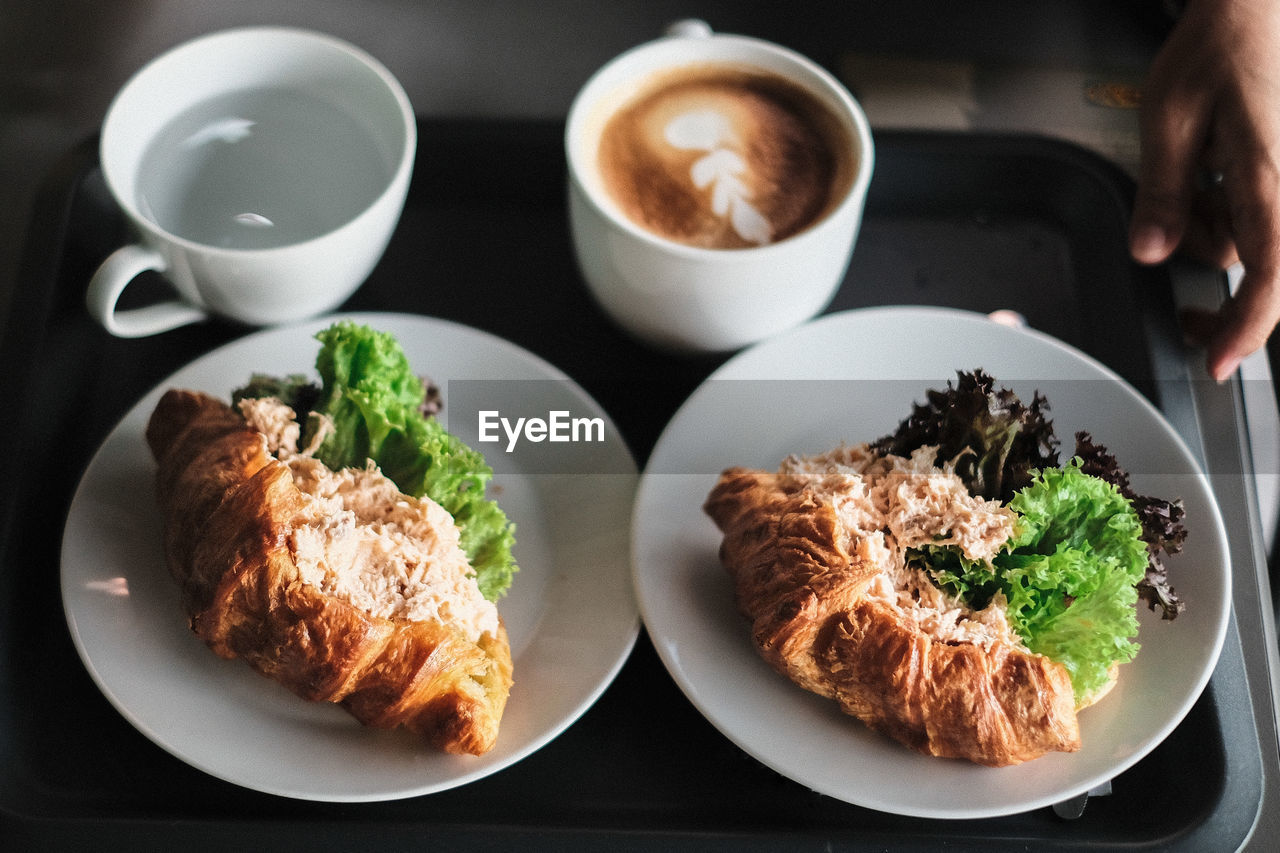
597,65,855,249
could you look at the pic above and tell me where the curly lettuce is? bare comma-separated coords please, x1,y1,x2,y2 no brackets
883,370,1192,703
870,369,1058,502
877,370,1184,619
1000,462,1147,700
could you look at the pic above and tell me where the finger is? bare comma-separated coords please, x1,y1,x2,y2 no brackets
1203,276,1280,380
1204,262,1280,381
1131,92,1210,265
1179,185,1241,268
1179,306,1221,348
1179,227,1240,269
1205,148,1280,379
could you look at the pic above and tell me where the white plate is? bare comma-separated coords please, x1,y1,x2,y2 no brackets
61,312,639,802
633,306,1230,819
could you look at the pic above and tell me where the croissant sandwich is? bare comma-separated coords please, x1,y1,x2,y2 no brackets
145,323,518,755
704,371,1186,766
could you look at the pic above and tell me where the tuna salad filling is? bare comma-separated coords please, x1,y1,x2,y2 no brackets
778,443,1020,649
239,397,499,643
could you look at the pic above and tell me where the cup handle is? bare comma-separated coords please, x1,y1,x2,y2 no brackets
86,244,209,338
664,19,712,39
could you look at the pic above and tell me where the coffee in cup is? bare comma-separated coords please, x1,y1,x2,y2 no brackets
566,22,874,353
595,64,856,250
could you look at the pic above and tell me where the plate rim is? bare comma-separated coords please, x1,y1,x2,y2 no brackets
632,305,1231,819
59,311,641,802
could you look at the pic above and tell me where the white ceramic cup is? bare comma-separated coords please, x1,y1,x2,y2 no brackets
87,27,416,338
566,21,874,353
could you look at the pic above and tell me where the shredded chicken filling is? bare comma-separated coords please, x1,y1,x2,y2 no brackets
780,443,1019,648
238,397,499,643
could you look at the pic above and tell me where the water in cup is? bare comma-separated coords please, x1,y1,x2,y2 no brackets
135,88,394,250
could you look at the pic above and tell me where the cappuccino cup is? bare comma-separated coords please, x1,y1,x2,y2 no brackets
87,27,416,338
566,21,873,352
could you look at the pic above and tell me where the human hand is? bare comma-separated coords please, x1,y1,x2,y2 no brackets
1130,0,1280,380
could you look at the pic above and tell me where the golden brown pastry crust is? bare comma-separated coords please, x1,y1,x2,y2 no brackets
704,465,1081,766
146,389,512,756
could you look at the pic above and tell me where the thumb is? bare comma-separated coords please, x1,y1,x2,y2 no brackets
1130,56,1211,265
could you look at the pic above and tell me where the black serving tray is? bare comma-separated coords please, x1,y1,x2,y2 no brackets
0,121,1271,850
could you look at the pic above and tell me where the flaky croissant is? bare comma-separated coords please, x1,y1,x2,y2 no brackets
145,389,513,755
704,457,1082,767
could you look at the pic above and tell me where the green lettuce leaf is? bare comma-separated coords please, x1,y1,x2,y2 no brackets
999,462,1146,700
236,321,517,601
913,461,1147,703
876,371,1184,619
